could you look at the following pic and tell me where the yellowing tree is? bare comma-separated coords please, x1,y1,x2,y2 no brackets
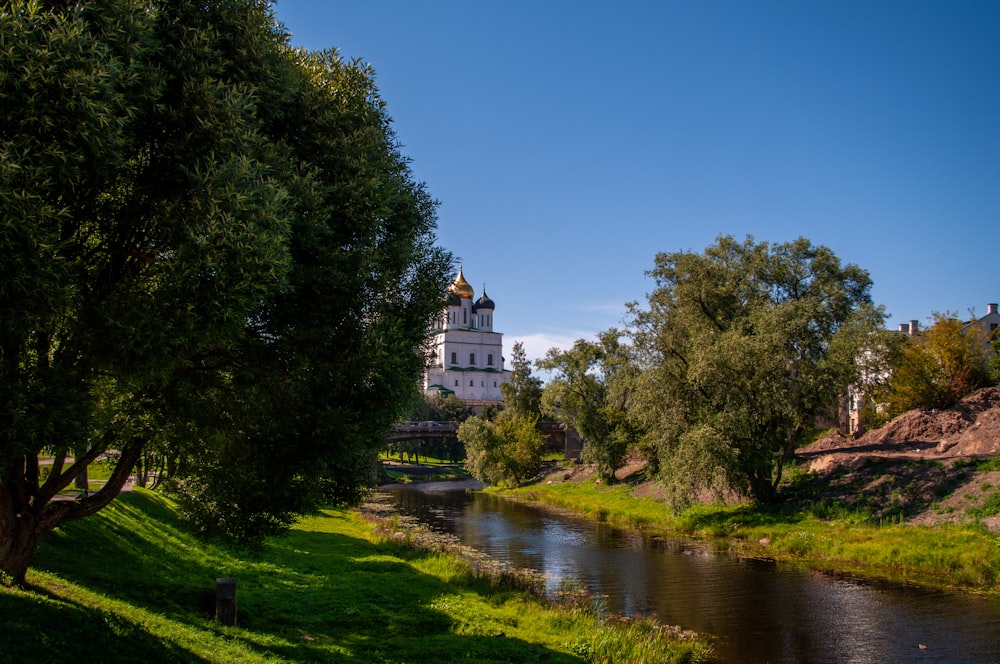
881,313,991,417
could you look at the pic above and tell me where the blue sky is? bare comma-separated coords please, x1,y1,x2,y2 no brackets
273,1,1000,365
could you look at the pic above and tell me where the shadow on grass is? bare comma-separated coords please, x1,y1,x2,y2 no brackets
677,456,976,538
20,491,582,663
678,502,811,536
0,584,199,664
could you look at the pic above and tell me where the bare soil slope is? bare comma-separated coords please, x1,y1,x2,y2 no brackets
795,387,1000,531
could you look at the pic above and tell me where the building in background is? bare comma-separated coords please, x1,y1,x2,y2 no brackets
423,267,510,410
844,302,998,436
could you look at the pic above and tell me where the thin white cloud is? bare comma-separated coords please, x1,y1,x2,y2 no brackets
574,300,634,317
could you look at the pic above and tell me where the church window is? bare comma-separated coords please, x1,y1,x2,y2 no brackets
454,380,459,387
470,353,476,365
450,352,457,364
469,380,474,386
463,308,467,324
487,353,494,366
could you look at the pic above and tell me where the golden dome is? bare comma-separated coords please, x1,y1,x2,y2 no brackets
450,267,474,300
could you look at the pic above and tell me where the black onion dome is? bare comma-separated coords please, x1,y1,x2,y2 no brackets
474,290,495,311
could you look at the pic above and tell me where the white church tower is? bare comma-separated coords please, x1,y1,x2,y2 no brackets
424,267,510,409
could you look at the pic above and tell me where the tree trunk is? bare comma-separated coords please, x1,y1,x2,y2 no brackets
0,441,144,585
74,466,89,495
747,464,778,504
0,512,43,586
135,454,148,488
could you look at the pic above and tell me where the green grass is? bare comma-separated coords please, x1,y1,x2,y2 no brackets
38,457,114,494
505,477,1000,594
967,491,1000,519
381,462,472,484
2,490,712,663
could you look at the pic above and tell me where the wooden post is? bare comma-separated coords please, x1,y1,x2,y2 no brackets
215,577,237,626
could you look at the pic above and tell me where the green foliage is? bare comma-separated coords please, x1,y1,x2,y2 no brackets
966,491,1000,519
458,411,544,486
538,329,640,483
988,339,1000,386
878,313,992,417
1,0,450,578
405,393,475,423
429,394,476,422
501,341,543,418
628,235,882,505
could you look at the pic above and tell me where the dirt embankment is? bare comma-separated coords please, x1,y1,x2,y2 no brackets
800,386,1000,463
794,387,1000,531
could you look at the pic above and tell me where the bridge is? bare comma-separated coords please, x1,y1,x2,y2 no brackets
389,421,582,459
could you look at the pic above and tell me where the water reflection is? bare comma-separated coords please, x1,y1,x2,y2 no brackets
384,484,1000,663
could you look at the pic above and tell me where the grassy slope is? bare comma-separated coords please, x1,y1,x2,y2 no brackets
505,468,1000,595
1,490,711,664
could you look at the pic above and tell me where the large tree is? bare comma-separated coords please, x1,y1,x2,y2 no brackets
537,329,640,483
628,236,881,506
1,0,449,583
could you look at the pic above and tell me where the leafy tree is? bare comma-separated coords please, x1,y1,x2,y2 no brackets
501,341,543,418
1,0,449,582
988,339,1000,387
843,320,909,432
537,329,640,483
878,313,991,417
628,236,881,506
428,394,475,422
403,393,474,422
458,411,544,486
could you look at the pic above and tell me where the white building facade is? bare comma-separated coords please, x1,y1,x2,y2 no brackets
423,267,510,409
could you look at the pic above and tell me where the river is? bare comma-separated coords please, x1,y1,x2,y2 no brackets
382,481,1000,663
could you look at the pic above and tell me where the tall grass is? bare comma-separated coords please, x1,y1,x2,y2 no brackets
3,489,713,663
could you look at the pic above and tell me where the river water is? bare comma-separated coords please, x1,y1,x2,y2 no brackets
383,481,1000,663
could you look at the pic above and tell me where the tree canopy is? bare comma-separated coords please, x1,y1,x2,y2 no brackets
457,411,544,487
537,329,639,483
628,235,882,506
1,0,450,583
501,341,544,419
456,342,546,487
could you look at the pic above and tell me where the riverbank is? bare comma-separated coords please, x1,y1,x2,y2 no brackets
379,459,472,484
499,459,1000,596
3,489,713,663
